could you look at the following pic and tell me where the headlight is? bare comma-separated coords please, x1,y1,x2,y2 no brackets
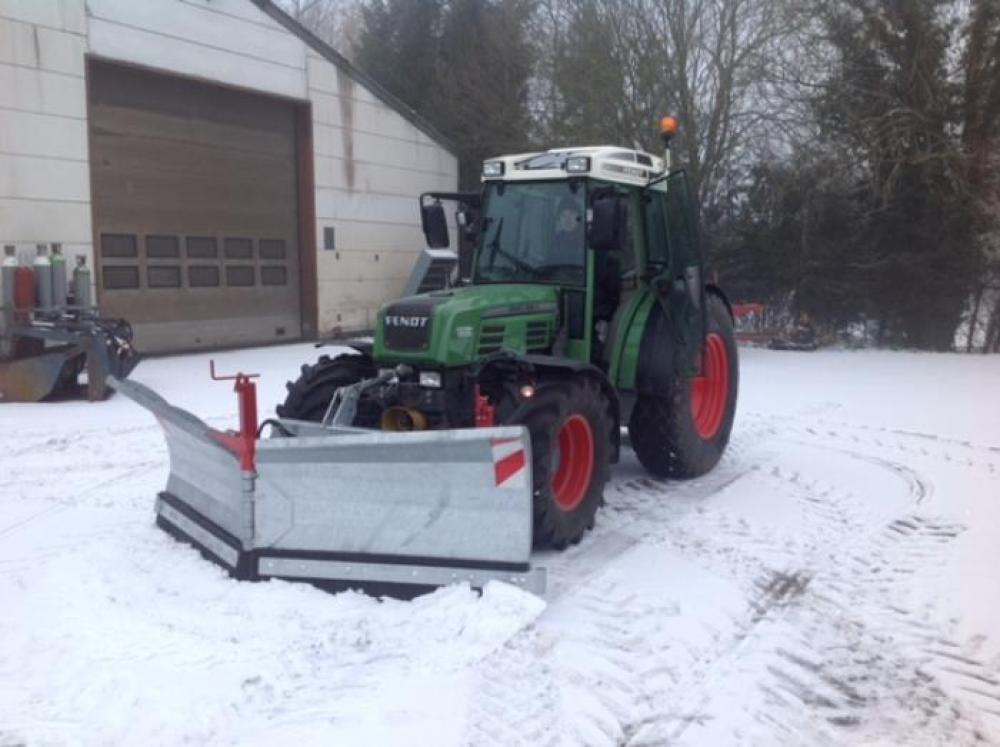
565,156,590,173
419,371,442,388
483,160,504,177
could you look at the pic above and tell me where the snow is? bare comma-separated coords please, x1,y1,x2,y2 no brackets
1,345,999,745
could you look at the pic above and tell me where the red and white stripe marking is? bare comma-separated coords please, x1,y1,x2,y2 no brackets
491,437,527,489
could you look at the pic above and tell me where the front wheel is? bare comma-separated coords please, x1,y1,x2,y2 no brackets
276,353,374,422
506,378,613,549
629,293,739,478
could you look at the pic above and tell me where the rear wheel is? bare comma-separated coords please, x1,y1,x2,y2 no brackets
629,293,738,478
507,378,613,549
277,353,374,422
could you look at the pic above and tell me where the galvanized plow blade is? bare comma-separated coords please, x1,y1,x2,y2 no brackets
112,377,544,595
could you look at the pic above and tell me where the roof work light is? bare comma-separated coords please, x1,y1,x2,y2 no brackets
483,160,504,178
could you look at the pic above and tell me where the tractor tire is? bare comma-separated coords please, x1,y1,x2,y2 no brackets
276,353,375,422
508,377,613,549
629,293,738,479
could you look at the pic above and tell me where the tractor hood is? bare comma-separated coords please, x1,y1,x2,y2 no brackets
373,284,561,366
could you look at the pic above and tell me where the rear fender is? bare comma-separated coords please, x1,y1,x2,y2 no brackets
634,303,677,399
705,283,734,322
633,283,734,400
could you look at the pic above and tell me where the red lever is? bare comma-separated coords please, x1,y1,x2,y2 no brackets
209,360,260,472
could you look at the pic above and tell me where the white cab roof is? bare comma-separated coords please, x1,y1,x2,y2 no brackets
483,146,665,187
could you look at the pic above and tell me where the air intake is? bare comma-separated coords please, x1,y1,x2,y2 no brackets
403,248,458,296
478,324,506,355
525,320,550,351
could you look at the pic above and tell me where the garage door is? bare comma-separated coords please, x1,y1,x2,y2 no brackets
88,60,304,353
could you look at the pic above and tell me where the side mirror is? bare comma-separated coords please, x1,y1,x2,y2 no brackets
421,202,449,248
589,196,625,252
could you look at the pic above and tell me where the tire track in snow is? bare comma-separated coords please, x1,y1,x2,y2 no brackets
650,473,997,745
741,409,1000,477
466,423,996,745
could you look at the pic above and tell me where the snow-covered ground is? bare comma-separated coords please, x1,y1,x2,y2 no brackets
1,346,998,746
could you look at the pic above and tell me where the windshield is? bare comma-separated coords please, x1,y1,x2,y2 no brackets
474,181,586,285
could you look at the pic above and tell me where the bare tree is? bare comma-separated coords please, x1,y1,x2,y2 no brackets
648,0,805,211
539,0,804,217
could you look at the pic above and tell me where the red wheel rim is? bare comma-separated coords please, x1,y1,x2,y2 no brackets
691,333,729,440
551,414,595,511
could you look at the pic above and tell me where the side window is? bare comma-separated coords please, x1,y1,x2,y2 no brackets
664,172,700,268
643,182,670,273
616,192,639,278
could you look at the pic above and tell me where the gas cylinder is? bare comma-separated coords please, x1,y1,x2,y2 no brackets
72,255,92,308
14,253,36,321
50,242,68,309
1,245,16,354
34,244,52,311
1,245,16,311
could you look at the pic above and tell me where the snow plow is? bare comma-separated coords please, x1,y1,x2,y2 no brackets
118,118,739,596
112,367,540,594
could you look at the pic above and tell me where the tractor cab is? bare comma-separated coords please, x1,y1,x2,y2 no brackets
418,142,707,376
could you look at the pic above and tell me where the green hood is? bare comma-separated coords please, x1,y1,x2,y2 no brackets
373,284,560,366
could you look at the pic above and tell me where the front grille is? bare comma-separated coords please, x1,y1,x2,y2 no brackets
478,324,506,355
382,300,435,351
525,320,550,351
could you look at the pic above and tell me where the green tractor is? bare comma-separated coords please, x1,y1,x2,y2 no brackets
278,126,739,551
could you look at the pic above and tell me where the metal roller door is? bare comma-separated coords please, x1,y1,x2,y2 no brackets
88,60,303,353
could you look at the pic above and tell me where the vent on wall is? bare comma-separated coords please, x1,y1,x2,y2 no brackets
403,248,458,296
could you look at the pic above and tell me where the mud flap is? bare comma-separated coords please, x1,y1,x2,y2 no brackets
112,377,545,595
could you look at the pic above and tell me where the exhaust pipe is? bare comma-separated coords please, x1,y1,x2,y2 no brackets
381,406,428,431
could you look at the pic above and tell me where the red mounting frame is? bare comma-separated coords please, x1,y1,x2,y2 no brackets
209,360,260,472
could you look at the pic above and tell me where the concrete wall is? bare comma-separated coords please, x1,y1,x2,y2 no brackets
307,53,458,332
0,0,458,333
0,0,92,284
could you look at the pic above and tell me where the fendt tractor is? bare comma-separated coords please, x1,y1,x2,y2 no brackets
114,117,739,596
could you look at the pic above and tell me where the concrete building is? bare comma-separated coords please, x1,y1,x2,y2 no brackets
0,0,458,352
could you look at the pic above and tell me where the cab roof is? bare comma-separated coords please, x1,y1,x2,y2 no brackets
483,146,666,187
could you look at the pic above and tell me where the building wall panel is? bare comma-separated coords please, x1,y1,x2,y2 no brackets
0,154,90,202
0,0,86,35
0,19,87,76
0,197,92,243
314,156,455,197
0,63,86,118
87,0,304,70
0,108,88,160
87,18,306,100
175,0,287,29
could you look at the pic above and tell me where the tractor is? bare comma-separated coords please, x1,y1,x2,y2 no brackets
276,119,738,551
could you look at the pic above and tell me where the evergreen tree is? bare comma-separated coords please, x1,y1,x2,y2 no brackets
815,0,979,349
355,0,535,188
355,0,444,117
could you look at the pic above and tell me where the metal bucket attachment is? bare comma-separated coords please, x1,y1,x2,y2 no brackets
112,376,544,596
0,346,81,402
